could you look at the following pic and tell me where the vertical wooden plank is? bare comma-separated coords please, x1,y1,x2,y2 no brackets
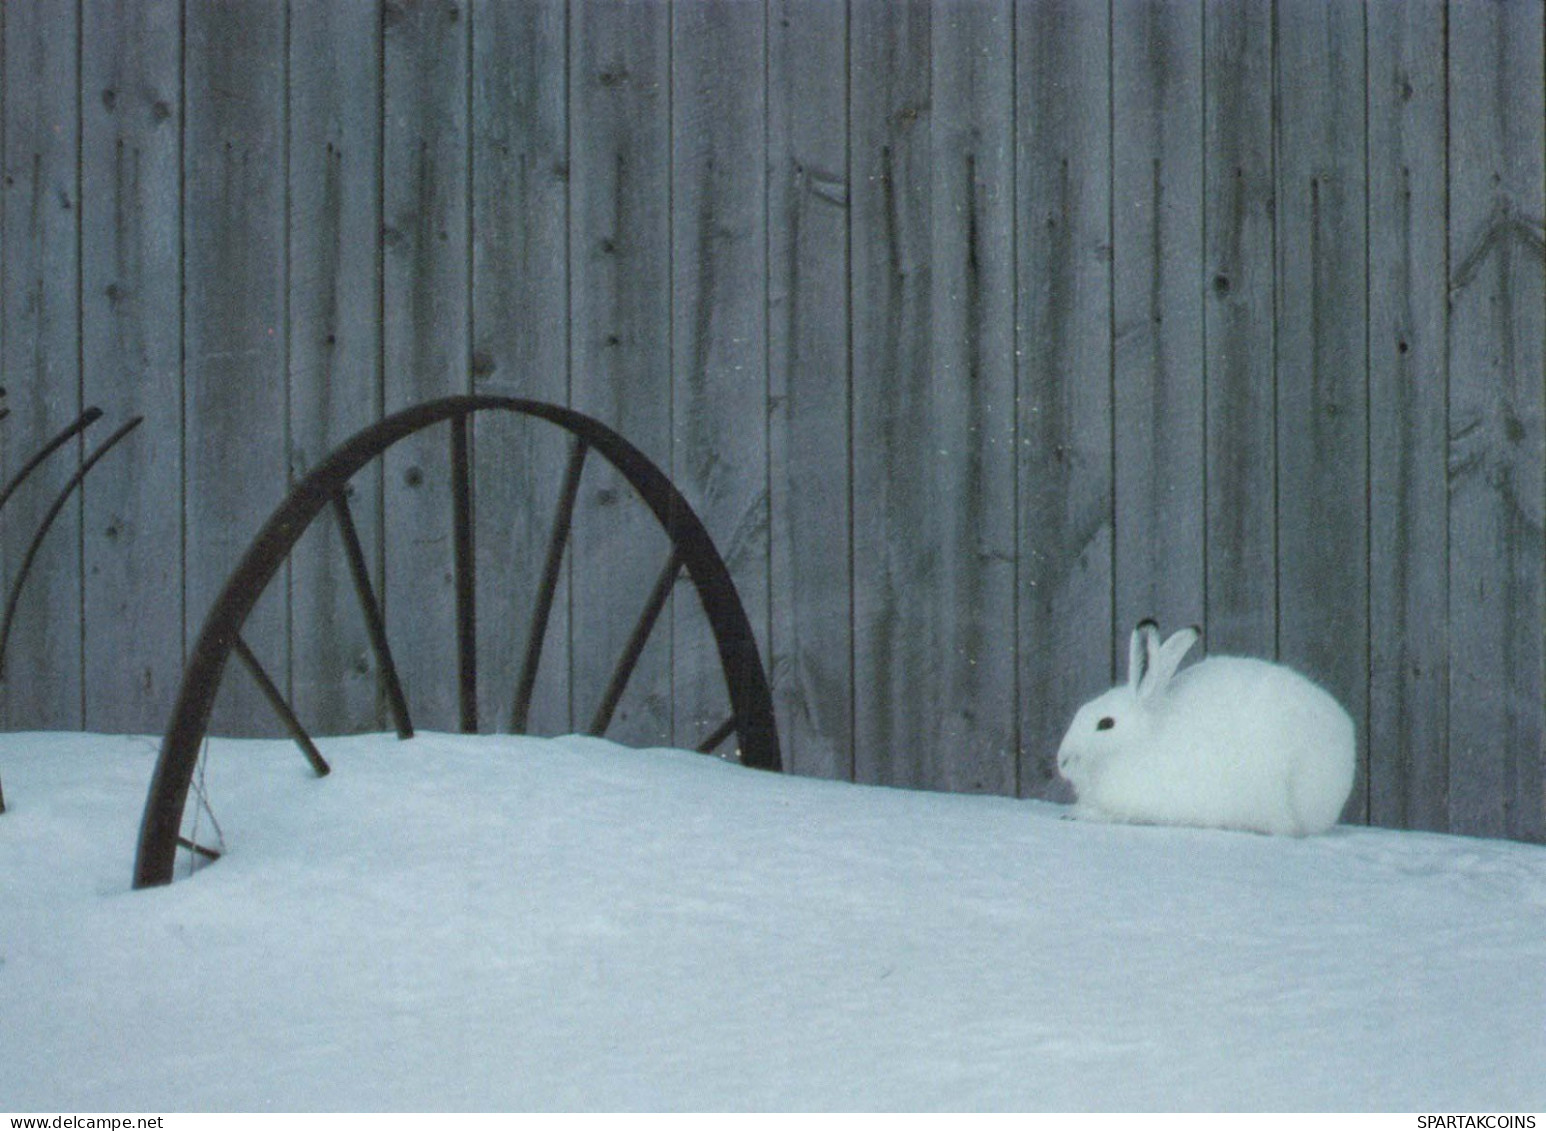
80,0,183,735
470,0,571,737
849,0,933,787
0,0,83,728
923,0,1017,793
568,0,674,749
381,0,471,732
1367,0,1448,833
288,2,383,735
768,0,852,781
1447,0,1546,842
1111,0,1205,642
183,1,288,736
671,1,769,755
1202,0,1275,657
848,0,1025,793
1016,0,1113,797
1275,1,1368,823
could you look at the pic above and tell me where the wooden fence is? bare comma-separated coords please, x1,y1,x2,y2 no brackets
1,0,1543,841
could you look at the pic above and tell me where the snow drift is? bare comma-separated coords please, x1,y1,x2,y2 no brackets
1,732,1543,1111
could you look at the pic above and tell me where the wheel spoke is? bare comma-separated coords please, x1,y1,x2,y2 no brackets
695,715,738,755
231,634,331,777
589,548,684,737
450,413,478,733
330,491,414,739
176,835,223,862
511,438,588,733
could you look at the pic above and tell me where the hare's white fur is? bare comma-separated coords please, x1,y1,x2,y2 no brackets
1056,622,1355,836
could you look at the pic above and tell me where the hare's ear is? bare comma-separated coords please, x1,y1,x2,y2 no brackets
1128,619,1160,694
1140,625,1200,700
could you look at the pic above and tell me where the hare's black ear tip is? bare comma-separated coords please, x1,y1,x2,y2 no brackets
1136,617,1159,632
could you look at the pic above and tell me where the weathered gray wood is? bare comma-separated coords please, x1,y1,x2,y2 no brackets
922,0,1017,794
288,2,384,734
470,0,572,737
1202,0,1276,658
670,0,769,756
183,0,288,736
2,0,1545,847
849,0,934,788
1274,0,1369,823
568,0,675,750
1366,0,1448,833
381,0,472,732
1015,0,1112,798
1112,0,1205,646
768,0,852,781
0,0,84,729
1446,0,1546,843
79,0,183,736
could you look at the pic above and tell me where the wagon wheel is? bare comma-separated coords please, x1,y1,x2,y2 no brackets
133,394,779,888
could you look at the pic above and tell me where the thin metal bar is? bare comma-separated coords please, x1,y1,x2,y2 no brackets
0,406,102,518
0,405,97,813
0,415,139,680
176,835,223,862
695,715,739,755
510,437,588,733
331,491,414,739
589,548,684,737
450,412,477,733
231,634,331,777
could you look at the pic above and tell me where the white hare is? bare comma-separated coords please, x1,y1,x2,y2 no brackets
1056,620,1355,836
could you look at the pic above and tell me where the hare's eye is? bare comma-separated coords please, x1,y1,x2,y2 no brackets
1096,716,1115,731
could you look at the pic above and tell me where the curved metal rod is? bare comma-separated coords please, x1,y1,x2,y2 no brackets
0,406,103,518
134,395,781,889
0,416,143,680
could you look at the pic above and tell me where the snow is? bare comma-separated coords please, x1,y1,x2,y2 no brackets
2,730,1543,1112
